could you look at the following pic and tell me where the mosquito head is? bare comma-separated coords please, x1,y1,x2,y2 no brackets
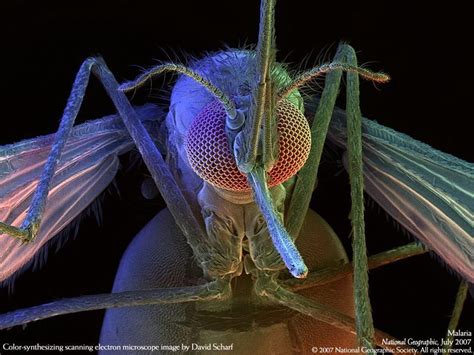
186,0,309,279
184,91,310,279
120,0,310,278
185,98,310,192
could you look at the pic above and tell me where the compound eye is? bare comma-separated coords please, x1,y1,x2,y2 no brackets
185,99,311,192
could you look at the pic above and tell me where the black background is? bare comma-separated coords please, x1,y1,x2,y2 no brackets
0,0,472,350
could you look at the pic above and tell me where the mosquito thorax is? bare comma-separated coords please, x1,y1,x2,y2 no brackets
185,98,311,192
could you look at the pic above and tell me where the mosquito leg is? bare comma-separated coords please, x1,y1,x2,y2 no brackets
0,279,231,330
0,58,100,242
0,58,207,267
284,44,388,236
342,44,376,349
89,58,207,259
284,242,427,291
285,43,376,348
254,275,416,353
443,280,468,351
285,43,346,237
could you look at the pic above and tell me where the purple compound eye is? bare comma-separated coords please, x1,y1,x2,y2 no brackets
185,99,311,192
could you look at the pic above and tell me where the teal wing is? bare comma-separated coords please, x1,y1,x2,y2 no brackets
327,107,474,283
0,104,163,282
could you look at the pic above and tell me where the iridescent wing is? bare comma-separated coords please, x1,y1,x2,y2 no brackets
0,104,163,282
327,107,474,282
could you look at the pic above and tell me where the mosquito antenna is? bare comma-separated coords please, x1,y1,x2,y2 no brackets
119,63,237,119
236,0,277,173
278,62,390,100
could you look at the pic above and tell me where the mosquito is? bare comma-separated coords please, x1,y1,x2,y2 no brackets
0,0,472,353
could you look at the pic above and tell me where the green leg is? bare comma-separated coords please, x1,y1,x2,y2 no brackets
284,242,427,291
286,43,375,348
443,280,468,351
344,45,374,350
0,279,231,330
286,43,344,237
254,274,416,352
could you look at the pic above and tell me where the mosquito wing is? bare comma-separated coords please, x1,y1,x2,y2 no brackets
326,107,474,283
0,104,163,282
